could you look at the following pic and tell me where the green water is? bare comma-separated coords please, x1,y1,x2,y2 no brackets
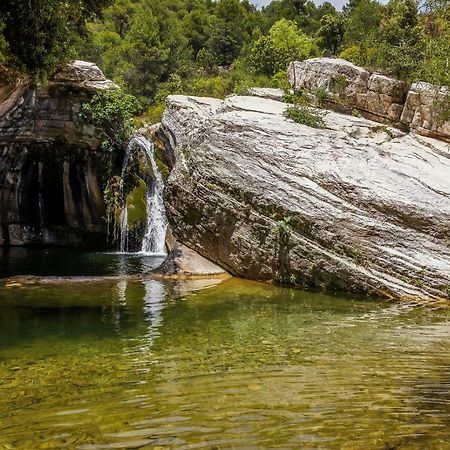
0,275,449,449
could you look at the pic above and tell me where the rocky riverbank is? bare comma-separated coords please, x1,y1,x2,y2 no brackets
0,61,115,246
159,94,450,301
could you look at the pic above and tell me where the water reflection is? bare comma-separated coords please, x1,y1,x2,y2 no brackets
0,278,449,449
0,247,166,278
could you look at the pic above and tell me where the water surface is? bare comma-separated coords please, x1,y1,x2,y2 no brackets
0,247,165,278
0,276,449,449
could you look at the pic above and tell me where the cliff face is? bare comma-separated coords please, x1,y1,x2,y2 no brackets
161,94,450,302
288,58,450,142
0,61,115,246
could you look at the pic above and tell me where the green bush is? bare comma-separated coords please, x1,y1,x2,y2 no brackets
80,89,140,154
282,90,308,105
285,105,325,128
145,103,165,124
313,87,329,106
250,19,317,76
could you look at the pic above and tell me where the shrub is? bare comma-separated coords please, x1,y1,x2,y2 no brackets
270,71,290,90
313,87,329,106
80,89,140,154
333,74,349,96
250,19,317,76
285,105,325,128
283,90,308,105
145,103,165,124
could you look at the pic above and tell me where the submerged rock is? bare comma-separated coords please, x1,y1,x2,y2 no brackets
160,94,450,301
0,61,115,246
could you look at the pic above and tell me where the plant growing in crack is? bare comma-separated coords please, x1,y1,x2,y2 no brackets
272,216,295,287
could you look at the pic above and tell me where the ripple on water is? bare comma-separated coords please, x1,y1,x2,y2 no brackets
0,277,449,448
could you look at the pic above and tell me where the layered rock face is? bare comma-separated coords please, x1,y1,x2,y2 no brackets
0,61,115,246
401,82,450,142
161,94,450,301
288,58,408,123
288,58,450,142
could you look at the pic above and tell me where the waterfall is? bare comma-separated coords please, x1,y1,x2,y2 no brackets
119,136,168,255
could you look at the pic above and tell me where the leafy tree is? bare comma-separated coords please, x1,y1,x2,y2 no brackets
80,88,139,154
116,5,170,100
378,0,423,79
0,0,111,80
207,0,247,65
102,0,138,38
339,0,382,68
342,0,382,46
317,14,345,55
250,18,317,76
183,7,211,55
262,0,315,32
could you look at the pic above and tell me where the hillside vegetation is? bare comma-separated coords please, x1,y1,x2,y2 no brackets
0,0,449,121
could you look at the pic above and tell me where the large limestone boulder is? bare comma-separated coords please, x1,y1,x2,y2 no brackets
160,94,450,302
0,61,115,246
401,82,450,143
288,58,408,122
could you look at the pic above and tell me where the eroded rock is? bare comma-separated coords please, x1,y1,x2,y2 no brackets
154,241,228,277
401,82,450,143
0,61,115,246
288,58,408,123
288,57,450,142
161,94,450,302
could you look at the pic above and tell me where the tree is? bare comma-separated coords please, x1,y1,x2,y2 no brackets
0,0,112,80
250,18,317,76
183,7,211,55
116,5,170,100
317,14,345,55
378,0,423,79
207,0,248,66
342,0,382,46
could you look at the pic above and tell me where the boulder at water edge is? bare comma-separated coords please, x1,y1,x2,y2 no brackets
159,94,450,302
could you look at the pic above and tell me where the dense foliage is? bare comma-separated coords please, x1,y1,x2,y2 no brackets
0,0,111,82
0,0,449,118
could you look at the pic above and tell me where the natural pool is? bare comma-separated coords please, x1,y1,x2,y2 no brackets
0,253,449,449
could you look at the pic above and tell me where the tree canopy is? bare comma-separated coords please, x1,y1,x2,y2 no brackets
0,0,449,115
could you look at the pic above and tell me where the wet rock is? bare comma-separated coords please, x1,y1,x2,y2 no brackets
0,61,116,246
160,94,450,301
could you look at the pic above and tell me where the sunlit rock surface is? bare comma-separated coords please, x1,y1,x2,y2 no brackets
161,94,450,301
401,82,450,143
288,58,408,123
0,61,115,246
288,57,450,142
154,241,228,277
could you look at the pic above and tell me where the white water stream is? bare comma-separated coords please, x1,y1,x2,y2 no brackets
119,136,168,255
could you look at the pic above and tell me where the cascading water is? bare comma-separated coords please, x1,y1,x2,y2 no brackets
119,136,168,255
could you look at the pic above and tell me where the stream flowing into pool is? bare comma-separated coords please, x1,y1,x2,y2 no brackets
0,255,449,449
119,135,168,255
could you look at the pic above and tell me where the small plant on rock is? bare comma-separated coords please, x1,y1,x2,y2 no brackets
313,87,329,107
272,216,292,235
285,105,325,128
333,74,349,97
